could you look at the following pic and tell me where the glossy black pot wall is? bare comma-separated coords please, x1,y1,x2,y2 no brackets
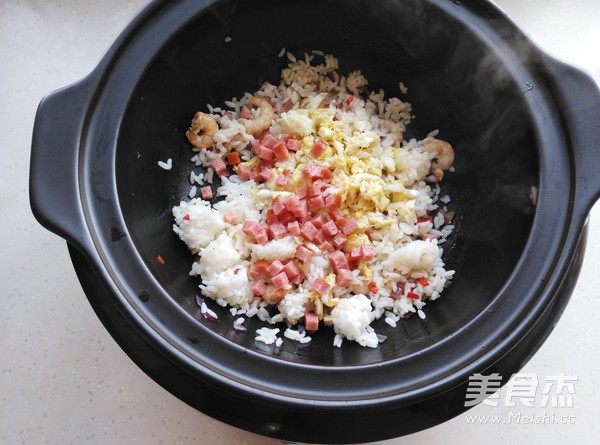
30,0,600,443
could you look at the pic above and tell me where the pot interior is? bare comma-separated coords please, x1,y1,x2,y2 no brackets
116,0,537,366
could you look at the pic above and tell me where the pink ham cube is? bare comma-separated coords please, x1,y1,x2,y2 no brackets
329,250,350,273
312,278,330,295
251,279,267,296
200,186,213,200
336,269,355,287
272,271,290,290
295,245,313,263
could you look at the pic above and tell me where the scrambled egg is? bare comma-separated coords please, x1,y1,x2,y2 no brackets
276,108,421,227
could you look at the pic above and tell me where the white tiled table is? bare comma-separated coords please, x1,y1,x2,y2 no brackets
2,1,599,443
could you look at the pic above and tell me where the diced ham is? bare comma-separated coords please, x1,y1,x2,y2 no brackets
272,195,286,215
251,279,267,296
282,260,300,278
272,142,290,161
329,208,344,222
350,247,362,261
248,168,261,182
283,194,301,212
236,164,252,181
312,180,329,195
286,138,301,152
295,203,310,220
289,271,305,285
260,133,278,149
280,211,296,225
310,139,327,158
267,260,285,276
309,195,326,212
300,221,319,241
255,230,269,244
313,229,327,245
361,244,375,261
287,221,301,236
312,278,330,295
302,163,324,181
268,223,287,240
242,219,261,236
296,186,309,200
260,159,274,169
295,245,313,263
210,158,228,176
318,240,333,252
340,219,359,236
223,211,238,224
257,145,274,161
278,133,292,144
320,167,333,180
304,312,319,332
249,260,270,277
200,186,213,200
324,192,341,208
272,271,290,290
275,171,291,188
331,233,347,248
310,214,325,229
260,167,276,181
336,269,355,287
266,210,278,224
321,220,338,236
329,250,350,273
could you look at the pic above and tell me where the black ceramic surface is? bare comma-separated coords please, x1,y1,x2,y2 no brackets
30,0,600,443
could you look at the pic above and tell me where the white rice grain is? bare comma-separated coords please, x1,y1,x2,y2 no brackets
157,158,172,170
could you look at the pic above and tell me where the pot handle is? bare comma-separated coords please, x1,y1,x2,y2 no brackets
30,75,96,252
542,56,600,225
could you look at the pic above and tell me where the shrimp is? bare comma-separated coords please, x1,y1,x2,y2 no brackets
422,138,455,181
239,96,274,135
380,120,404,145
186,112,219,149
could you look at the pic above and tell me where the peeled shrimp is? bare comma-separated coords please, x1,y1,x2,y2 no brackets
422,138,455,181
239,96,274,134
186,112,219,149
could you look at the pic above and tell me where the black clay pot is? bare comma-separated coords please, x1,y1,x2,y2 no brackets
30,0,600,443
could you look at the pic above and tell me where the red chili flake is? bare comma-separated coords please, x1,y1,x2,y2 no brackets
417,216,433,223
407,292,420,300
367,282,379,294
417,277,429,287
346,96,354,105
182,214,191,221
156,255,166,265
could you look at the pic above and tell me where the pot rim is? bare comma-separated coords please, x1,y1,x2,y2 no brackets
71,0,583,407
31,0,594,411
